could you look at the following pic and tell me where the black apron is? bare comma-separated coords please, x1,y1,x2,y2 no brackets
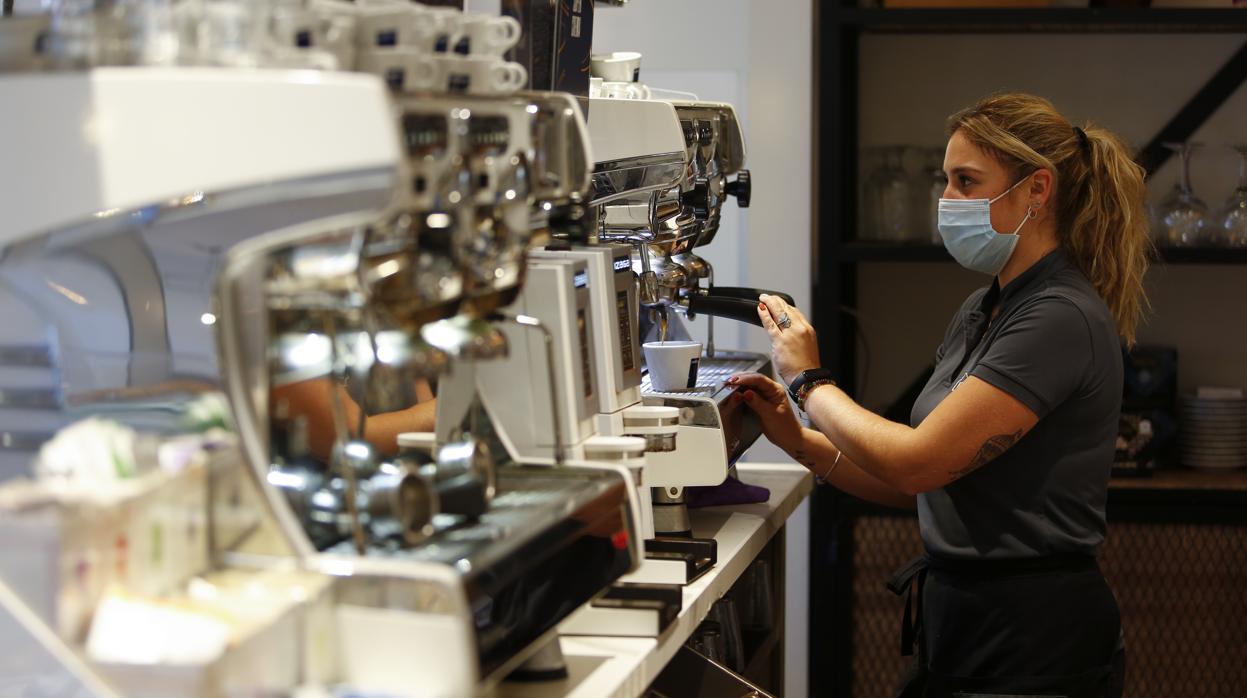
889,554,1126,698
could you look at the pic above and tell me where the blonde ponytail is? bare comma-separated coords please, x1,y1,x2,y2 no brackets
948,93,1152,344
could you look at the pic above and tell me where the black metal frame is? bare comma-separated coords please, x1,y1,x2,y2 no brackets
1137,40,1247,176
839,7,1247,34
811,5,1247,697
836,243,1247,265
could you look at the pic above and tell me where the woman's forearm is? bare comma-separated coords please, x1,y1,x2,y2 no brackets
359,401,437,456
787,428,916,510
802,384,928,495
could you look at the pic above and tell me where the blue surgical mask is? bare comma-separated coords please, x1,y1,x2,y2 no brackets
937,177,1033,276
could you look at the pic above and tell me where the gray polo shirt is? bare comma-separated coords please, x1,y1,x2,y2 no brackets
910,249,1122,560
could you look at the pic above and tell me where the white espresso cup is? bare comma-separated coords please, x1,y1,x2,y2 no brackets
591,50,642,83
357,48,439,91
600,80,649,100
419,5,468,54
643,341,703,392
268,6,354,69
456,13,521,57
437,55,527,95
355,3,438,50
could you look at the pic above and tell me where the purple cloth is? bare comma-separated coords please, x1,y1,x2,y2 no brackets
685,475,771,508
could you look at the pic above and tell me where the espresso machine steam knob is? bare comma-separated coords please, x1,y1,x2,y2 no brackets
726,169,751,208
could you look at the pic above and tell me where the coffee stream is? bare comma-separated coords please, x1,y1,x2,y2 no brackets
658,307,669,343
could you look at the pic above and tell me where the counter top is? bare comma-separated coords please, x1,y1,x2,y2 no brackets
497,462,813,698
1110,467,1247,491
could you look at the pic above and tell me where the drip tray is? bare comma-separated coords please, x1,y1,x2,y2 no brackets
641,352,770,405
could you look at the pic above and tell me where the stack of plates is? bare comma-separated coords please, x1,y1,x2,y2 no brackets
1180,395,1247,469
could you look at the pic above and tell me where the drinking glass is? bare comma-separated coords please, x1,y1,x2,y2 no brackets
738,558,773,633
925,147,948,245
1219,145,1247,248
192,0,267,67
1156,142,1210,248
707,597,744,672
688,620,726,664
46,0,179,67
864,146,910,243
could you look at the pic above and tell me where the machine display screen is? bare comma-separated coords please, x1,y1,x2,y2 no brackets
616,291,635,372
573,271,589,289
402,114,448,157
613,256,632,272
467,116,510,156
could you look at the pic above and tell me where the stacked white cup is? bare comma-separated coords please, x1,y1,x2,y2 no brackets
353,0,527,96
589,51,651,100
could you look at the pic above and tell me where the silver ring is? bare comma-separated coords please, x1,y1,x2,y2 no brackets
777,313,792,330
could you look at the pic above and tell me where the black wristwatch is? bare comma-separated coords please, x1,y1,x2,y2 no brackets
787,367,836,406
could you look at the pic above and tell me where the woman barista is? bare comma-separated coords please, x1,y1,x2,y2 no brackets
730,93,1148,697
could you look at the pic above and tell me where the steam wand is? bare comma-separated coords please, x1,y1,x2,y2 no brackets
323,314,369,555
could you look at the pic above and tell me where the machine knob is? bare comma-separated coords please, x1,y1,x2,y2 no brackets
725,169,751,208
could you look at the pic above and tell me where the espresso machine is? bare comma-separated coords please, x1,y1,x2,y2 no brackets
571,87,783,579
215,27,643,698
0,3,640,696
0,58,406,696
636,96,778,472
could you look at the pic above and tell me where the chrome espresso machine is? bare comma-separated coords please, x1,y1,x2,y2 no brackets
583,85,786,540
0,1,639,696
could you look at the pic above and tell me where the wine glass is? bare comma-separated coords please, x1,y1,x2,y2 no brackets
1157,142,1209,248
926,147,948,245
864,146,911,243
1220,145,1247,248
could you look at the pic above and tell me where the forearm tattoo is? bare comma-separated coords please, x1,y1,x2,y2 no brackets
951,428,1022,480
793,448,820,472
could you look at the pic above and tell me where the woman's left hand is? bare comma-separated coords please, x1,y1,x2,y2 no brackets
758,293,821,386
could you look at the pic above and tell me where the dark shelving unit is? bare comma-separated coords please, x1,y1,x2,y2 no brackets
840,243,1247,265
811,5,1247,698
840,7,1247,34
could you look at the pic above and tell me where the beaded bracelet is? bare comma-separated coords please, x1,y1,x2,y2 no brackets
796,378,836,412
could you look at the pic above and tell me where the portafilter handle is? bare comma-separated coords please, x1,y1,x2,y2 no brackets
705,286,795,306
683,288,796,328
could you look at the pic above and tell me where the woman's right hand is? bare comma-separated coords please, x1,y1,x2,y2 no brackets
726,372,804,455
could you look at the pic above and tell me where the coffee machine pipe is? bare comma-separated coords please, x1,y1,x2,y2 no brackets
706,266,716,358
506,314,567,467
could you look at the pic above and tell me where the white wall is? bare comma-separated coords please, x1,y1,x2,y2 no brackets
856,33,1247,411
595,3,813,695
